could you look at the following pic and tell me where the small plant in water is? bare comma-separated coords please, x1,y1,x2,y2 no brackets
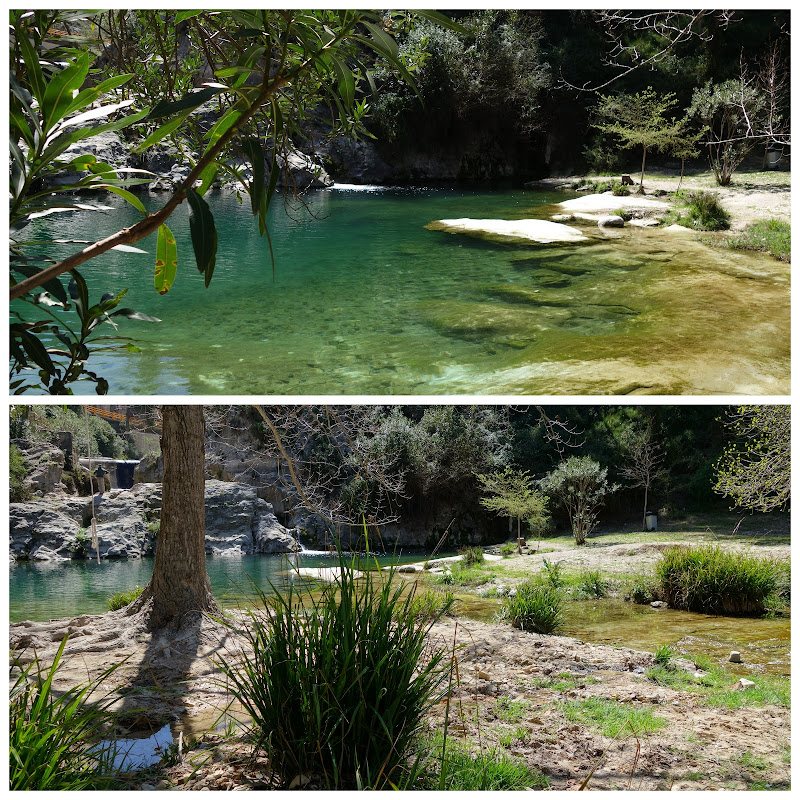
577,569,608,598
500,541,518,557
499,581,563,634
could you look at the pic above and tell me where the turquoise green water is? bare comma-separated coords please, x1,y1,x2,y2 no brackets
7,551,446,622
17,187,789,395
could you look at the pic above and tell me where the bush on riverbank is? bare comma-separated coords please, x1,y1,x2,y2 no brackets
10,443,31,503
727,219,790,261
218,554,454,788
499,581,563,633
666,190,731,230
655,545,780,615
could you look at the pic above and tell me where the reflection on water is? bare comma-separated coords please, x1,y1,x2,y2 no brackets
16,187,789,395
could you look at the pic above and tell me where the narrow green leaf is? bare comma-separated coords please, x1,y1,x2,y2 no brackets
19,329,55,375
330,56,355,109
175,10,202,23
264,152,280,213
240,138,265,218
148,87,224,120
16,29,46,105
68,73,133,113
43,51,91,130
133,110,191,152
196,163,218,196
96,186,146,215
111,308,162,322
154,224,178,294
411,10,470,35
68,271,89,324
362,21,400,59
185,188,218,286
203,105,243,153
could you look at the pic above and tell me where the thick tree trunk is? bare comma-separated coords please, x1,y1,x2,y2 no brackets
132,405,219,629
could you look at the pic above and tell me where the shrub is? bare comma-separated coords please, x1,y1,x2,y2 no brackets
653,643,675,669
541,558,565,589
727,219,790,262
611,184,630,197
10,637,119,790
458,545,485,567
500,542,517,557
576,569,608,598
613,207,632,220
107,585,144,611
681,191,730,230
499,581,563,634
217,551,454,788
655,545,779,615
10,443,31,503
403,587,456,621
67,528,91,559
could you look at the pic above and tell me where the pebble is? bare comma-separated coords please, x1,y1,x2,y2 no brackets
729,651,742,663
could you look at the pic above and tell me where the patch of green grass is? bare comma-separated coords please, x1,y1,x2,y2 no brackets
402,588,457,622
656,545,781,616
560,697,667,738
107,585,144,611
727,219,790,262
737,751,769,771
494,697,530,724
665,190,731,230
438,561,497,587
499,542,518,557
530,672,599,691
423,741,548,790
683,771,708,781
458,545,485,567
781,745,791,764
653,643,675,669
499,581,563,634
575,569,609,598
706,674,790,710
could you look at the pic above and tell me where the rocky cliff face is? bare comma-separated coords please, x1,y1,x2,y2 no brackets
9,480,299,562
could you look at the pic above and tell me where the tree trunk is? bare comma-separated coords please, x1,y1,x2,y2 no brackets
642,484,648,531
638,145,647,193
133,405,219,629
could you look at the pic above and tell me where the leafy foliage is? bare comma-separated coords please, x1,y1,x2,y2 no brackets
713,406,789,512
540,456,617,545
10,444,32,503
727,219,790,262
688,78,766,185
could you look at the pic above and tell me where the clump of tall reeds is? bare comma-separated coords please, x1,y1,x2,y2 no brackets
10,637,119,790
655,545,780,616
499,581,563,634
217,548,454,789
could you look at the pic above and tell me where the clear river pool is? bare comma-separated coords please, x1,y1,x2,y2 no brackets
17,186,789,395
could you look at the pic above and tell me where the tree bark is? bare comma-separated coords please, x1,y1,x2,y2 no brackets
132,405,218,629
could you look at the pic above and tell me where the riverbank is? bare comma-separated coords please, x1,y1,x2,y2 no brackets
536,165,790,233
10,519,790,790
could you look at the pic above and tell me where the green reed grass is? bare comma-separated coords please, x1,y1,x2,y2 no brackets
499,581,563,634
217,548,454,789
10,637,119,790
655,545,780,615
106,585,144,611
